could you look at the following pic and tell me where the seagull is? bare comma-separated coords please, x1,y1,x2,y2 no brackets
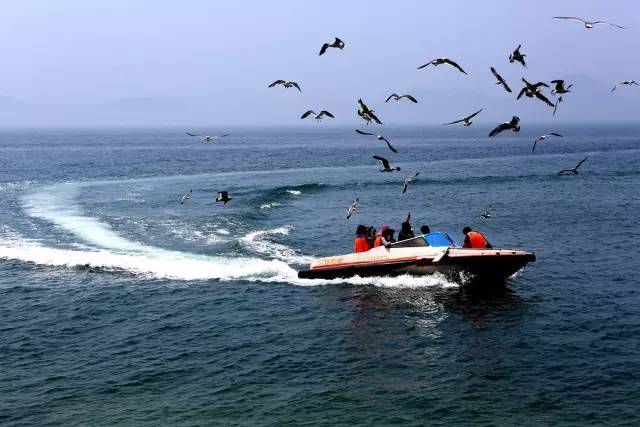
319,37,345,56
558,157,588,175
480,206,492,219
402,173,420,194
385,93,418,103
301,110,335,121
357,99,383,125
551,80,573,95
356,129,398,153
509,45,527,67
346,198,359,219
185,132,230,143
443,109,483,127
180,190,192,205
611,80,639,92
372,156,401,172
517,79,555,107
553,96,563,116
532,133,563,153
553,17,625,29
356,130,397,153
417,58,467,74
491,67,512,92
216,191,233,204
268,80,301,91
489,116,521,137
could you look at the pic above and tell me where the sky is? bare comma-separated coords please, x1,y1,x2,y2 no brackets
0,0,638,127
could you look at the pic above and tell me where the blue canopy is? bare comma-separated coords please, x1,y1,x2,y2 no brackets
424,232,460,247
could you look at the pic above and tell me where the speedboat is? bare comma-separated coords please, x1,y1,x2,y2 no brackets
298,232,535,285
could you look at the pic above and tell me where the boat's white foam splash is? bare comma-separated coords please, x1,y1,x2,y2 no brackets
5,183,458,288
239,226,313,265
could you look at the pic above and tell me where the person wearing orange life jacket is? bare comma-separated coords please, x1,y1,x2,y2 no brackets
373,225,394,249
462,226,493,249
354,225,371,253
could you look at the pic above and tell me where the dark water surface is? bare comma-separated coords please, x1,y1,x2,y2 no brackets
1,125,639,426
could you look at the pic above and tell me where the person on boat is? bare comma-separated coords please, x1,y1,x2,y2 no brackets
373,225,395,248
354,225,371,253
420,225,430,235
462,226,492,249
397,212,415,241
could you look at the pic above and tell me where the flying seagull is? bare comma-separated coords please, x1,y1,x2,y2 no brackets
480,206,492,219
491,67,512,92
532,133,563,153
186,132,230,143
372,156,401,172
319,37,345,56
385,94,418,103
402,173,420,194
551,80,573,95
357,99,383,125
553,96,563,117
489,116,521,137
443,109,483,127
356,130,397,153
611,80,639,92
517,79,555,107
268,80,301,91
301,110,335,121
180,190,192,205
216,191,233,204
509,45,527,67
553,17,625,29
417,58,467,74
558,157,588,175
346,198,359,219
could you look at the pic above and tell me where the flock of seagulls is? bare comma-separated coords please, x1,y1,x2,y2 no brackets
182,15,633,211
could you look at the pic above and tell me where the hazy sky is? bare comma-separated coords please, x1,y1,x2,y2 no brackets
1,0,638,126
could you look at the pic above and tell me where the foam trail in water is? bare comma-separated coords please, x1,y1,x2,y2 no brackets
11,183,458,288
240,226,314,265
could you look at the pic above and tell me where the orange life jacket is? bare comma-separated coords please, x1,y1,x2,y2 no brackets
373,236,383,248
465,231,489,248
354,236,370,253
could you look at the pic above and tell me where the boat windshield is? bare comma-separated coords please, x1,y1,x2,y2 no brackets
424,232,459,247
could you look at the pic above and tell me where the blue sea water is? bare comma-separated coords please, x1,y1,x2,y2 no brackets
1,125,639,426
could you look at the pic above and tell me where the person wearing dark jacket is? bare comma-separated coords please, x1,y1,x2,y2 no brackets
397,212,415,241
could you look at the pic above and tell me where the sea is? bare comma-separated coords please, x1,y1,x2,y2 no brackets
1,124,639,426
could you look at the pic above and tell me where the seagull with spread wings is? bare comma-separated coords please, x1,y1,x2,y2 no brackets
489,116,521,137
385,94,418,103
301,110,335,121
216,191,233,204
491,67,512,92
185,132,230,143
611,80,639,92
553,16,625,29
532,133,563,153
402,173,420,194
509,45,527,67
517,78,555,107
551,80,573,95
558,157,588,175
268,80,301,91
319,37,345,55
346,198,359,219
373,156,401,173
443,109,483,127
417,58,467,74
180,190,192,205
357,99,383,125
357,130,397,153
